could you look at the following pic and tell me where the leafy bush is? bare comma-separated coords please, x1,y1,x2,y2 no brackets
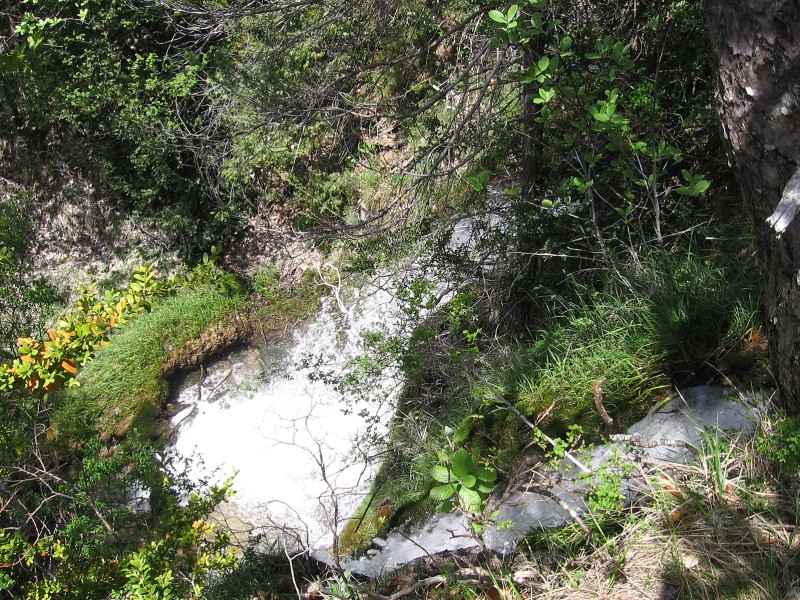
0,194,65,358
758,415,800,475
0,434,237,600
429,447,497,514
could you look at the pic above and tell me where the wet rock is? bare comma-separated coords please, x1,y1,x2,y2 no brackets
340,386,765,576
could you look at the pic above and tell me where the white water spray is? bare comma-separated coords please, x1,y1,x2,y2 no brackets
170,278,404,551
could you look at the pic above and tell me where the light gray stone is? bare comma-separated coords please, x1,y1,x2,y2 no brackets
341,386,765,574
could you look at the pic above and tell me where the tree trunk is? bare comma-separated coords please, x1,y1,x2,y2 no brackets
703,0,800,411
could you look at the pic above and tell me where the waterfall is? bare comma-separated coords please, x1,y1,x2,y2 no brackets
169,276,405,551
168,204,513,561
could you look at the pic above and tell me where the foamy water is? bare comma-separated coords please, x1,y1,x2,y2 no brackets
170,280,402,549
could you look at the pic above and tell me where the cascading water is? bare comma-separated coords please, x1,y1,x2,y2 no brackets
169,277,405,551
167,204,514,567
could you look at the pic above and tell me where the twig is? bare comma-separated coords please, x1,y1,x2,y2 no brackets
609,433,696,450
594,378,613,436
396,529,435,563
536,486,593,537
317,263,349,320
195,364,206,404
282,536,304,600
347,573,491,600
204,367,233,402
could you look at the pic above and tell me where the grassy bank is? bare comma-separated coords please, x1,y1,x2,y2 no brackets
61,286,241,438
334,247,766,561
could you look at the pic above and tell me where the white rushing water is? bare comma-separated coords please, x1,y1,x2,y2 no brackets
167,208,513,562
170,278,405,551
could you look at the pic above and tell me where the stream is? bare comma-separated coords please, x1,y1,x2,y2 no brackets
168,278,403,550
166,209,511,561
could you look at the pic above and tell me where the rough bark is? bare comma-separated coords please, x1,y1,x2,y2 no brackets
703,0,800,411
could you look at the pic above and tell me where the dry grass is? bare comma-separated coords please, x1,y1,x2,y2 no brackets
500,419,799,600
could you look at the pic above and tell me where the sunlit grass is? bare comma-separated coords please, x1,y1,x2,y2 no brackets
61,286,240,438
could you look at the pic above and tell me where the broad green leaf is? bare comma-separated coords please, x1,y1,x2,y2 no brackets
488,9,506,23
461,474,477,488
466,177,483,192
431,465,452,483
537,56,550,73
429,484,456,501
693,179,710,193
475,466,497,483
459,487,483,513
507,4,519,20
451,448,475,478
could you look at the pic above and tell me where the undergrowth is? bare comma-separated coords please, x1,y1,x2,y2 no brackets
334,246,765,563
293,397,799,600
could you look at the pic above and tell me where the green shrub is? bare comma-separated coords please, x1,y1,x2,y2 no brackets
758,415,800,475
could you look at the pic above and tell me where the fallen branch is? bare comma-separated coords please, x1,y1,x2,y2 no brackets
346,571,495,600
536,486,593,537
593,378,613,436
488,389,591,474
609,433,696,450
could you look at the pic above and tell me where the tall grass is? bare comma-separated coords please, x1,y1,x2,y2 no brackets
510,292,671,435
637,249,763,382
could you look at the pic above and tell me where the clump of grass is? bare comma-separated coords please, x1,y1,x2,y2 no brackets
507,292,671,437
249,266,321,331
61,286,240,438
506,399,798,600
637,248,763,383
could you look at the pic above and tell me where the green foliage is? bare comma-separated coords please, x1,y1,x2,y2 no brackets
481,0,721,266
584,449,633,514
429,447,497,514
465,170,493,193
532,423,585,464
0,434,237,599
639,248,763,381
2,0,244,260
758,415,800,475
1,254,238,397
0,194,65,359
0,251,242,599
510,292,670,435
